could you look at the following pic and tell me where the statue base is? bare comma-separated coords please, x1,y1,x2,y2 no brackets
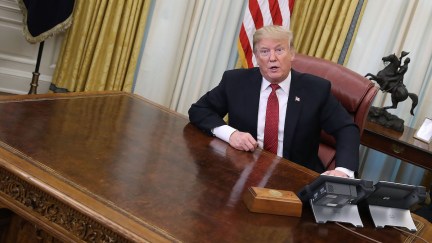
367,106,404,132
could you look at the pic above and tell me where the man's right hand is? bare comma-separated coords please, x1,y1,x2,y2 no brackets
229,130,258,152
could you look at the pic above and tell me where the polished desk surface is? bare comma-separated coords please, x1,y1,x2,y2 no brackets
362,120,432,171
0,92,429,242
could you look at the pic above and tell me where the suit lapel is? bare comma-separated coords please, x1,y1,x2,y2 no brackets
283,70,304,158
247,68,263,138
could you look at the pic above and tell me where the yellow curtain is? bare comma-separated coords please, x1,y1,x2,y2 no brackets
291,0,367,63
51,0,150,92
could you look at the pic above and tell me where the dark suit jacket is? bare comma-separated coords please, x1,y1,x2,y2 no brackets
188,67,360,173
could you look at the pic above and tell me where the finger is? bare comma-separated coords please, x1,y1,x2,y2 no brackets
331,170,347,177
244,141,256,151
322,171,335,176
323,170,348,178
245,136,258,148
234,139,250,151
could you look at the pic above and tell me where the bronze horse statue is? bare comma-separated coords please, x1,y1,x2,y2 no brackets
365,52,418,115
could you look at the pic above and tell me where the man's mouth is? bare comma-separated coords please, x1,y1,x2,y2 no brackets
269,66,279,71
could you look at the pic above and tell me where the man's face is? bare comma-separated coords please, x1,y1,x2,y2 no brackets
254,38,294,84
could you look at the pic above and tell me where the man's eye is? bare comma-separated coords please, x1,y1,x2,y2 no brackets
260,50,270,55
275,48,285,54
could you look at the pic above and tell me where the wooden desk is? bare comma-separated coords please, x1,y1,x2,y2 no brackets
0,92,429,242
361,120,432,171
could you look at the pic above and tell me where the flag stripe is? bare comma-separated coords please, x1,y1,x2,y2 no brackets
239,24,254,68
243,3,256,48
288,0,295,13
249,0,264,28
258,0,273,26
269,0,282,25
280,0,291,26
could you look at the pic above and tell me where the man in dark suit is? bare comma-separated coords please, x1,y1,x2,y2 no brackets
188,25,359,178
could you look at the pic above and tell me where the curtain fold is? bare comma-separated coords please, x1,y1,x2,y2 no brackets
51,0,150,92
170,1,245,114
133,0,243,115
290,0,365,63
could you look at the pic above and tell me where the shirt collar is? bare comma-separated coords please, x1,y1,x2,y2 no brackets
260,72,292,94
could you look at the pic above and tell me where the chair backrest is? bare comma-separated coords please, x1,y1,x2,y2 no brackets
291,53,378,170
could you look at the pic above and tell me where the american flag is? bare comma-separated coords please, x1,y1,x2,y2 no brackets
238,0,295,68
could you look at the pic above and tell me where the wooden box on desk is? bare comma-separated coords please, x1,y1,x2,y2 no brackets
243,187,302,217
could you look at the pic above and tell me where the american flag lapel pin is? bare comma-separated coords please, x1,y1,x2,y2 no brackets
295,96,300,102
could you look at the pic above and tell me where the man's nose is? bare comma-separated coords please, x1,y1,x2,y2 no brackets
269,50,277,61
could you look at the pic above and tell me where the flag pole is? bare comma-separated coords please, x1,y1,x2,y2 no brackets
28,41,44,94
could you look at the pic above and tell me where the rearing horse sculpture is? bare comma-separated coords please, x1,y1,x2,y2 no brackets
365,52,418,115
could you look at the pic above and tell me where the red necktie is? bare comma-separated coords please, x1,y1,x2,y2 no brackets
264,84,280,154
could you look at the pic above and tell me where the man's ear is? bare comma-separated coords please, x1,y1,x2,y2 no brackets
290,51,295,61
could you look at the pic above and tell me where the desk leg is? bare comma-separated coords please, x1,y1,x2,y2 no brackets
421,170,432,205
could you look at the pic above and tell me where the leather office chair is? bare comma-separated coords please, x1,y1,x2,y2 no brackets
291,53,378,170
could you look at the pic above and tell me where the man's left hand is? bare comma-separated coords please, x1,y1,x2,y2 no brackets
322,170,349,178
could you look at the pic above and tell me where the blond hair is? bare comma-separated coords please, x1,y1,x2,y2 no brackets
253,25,294,52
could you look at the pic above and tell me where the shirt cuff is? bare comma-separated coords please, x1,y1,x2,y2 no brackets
335,167,355,178
212,125,237,143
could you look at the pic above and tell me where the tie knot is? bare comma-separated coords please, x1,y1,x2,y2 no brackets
269,84,280,92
